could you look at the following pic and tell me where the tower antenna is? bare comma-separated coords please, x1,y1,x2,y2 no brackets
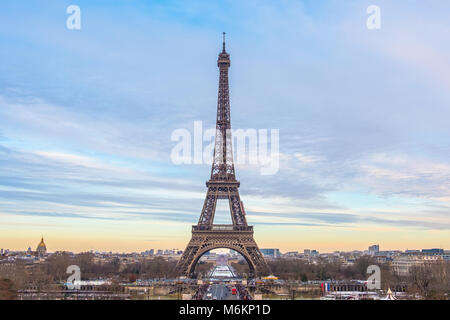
222,32,226,52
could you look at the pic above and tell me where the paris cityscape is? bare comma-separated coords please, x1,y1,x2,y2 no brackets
1,237,449,300
1,0,450,308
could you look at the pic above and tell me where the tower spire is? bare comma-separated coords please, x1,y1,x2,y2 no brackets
214,31,233,181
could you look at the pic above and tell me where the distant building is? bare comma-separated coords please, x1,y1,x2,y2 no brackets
374,255,388,264
368,244,379,255
421,248,444,254
303,249,319,257
375,250,394,258
444,251,450,262
260,248,280,258
36,237,47,257
393,252,444,276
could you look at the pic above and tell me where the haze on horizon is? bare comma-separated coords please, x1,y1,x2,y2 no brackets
1,1,450,253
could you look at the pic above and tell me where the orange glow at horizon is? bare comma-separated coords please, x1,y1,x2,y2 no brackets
1,223,448,253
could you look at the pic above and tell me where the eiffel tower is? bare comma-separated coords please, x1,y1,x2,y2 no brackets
175,33,271,278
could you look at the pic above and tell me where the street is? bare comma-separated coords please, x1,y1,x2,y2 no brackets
203,284,238,300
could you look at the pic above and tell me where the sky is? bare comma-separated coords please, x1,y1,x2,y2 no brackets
0,0,449,253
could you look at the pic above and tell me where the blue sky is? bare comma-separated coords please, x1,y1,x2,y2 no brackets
0,0,449,252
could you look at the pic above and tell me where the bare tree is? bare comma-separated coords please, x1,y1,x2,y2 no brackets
0,279,17,300
409,261,450,299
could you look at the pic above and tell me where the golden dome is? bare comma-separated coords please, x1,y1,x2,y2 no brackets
37,237,46,248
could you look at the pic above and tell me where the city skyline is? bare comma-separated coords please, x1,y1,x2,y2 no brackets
1,1,450,253
1,236,447,255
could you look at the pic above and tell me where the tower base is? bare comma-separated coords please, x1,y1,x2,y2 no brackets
175,226,271,278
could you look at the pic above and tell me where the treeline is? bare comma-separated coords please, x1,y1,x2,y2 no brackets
45,252,121,281
235,257,402,289
408,261,450,299
266,258,449,299
44,252,180,281
0,252,182,293
0,252,215,292
267,257,391,282
232,257,391,282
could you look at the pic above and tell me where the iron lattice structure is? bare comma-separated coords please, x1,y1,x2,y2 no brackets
175,34,271,278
